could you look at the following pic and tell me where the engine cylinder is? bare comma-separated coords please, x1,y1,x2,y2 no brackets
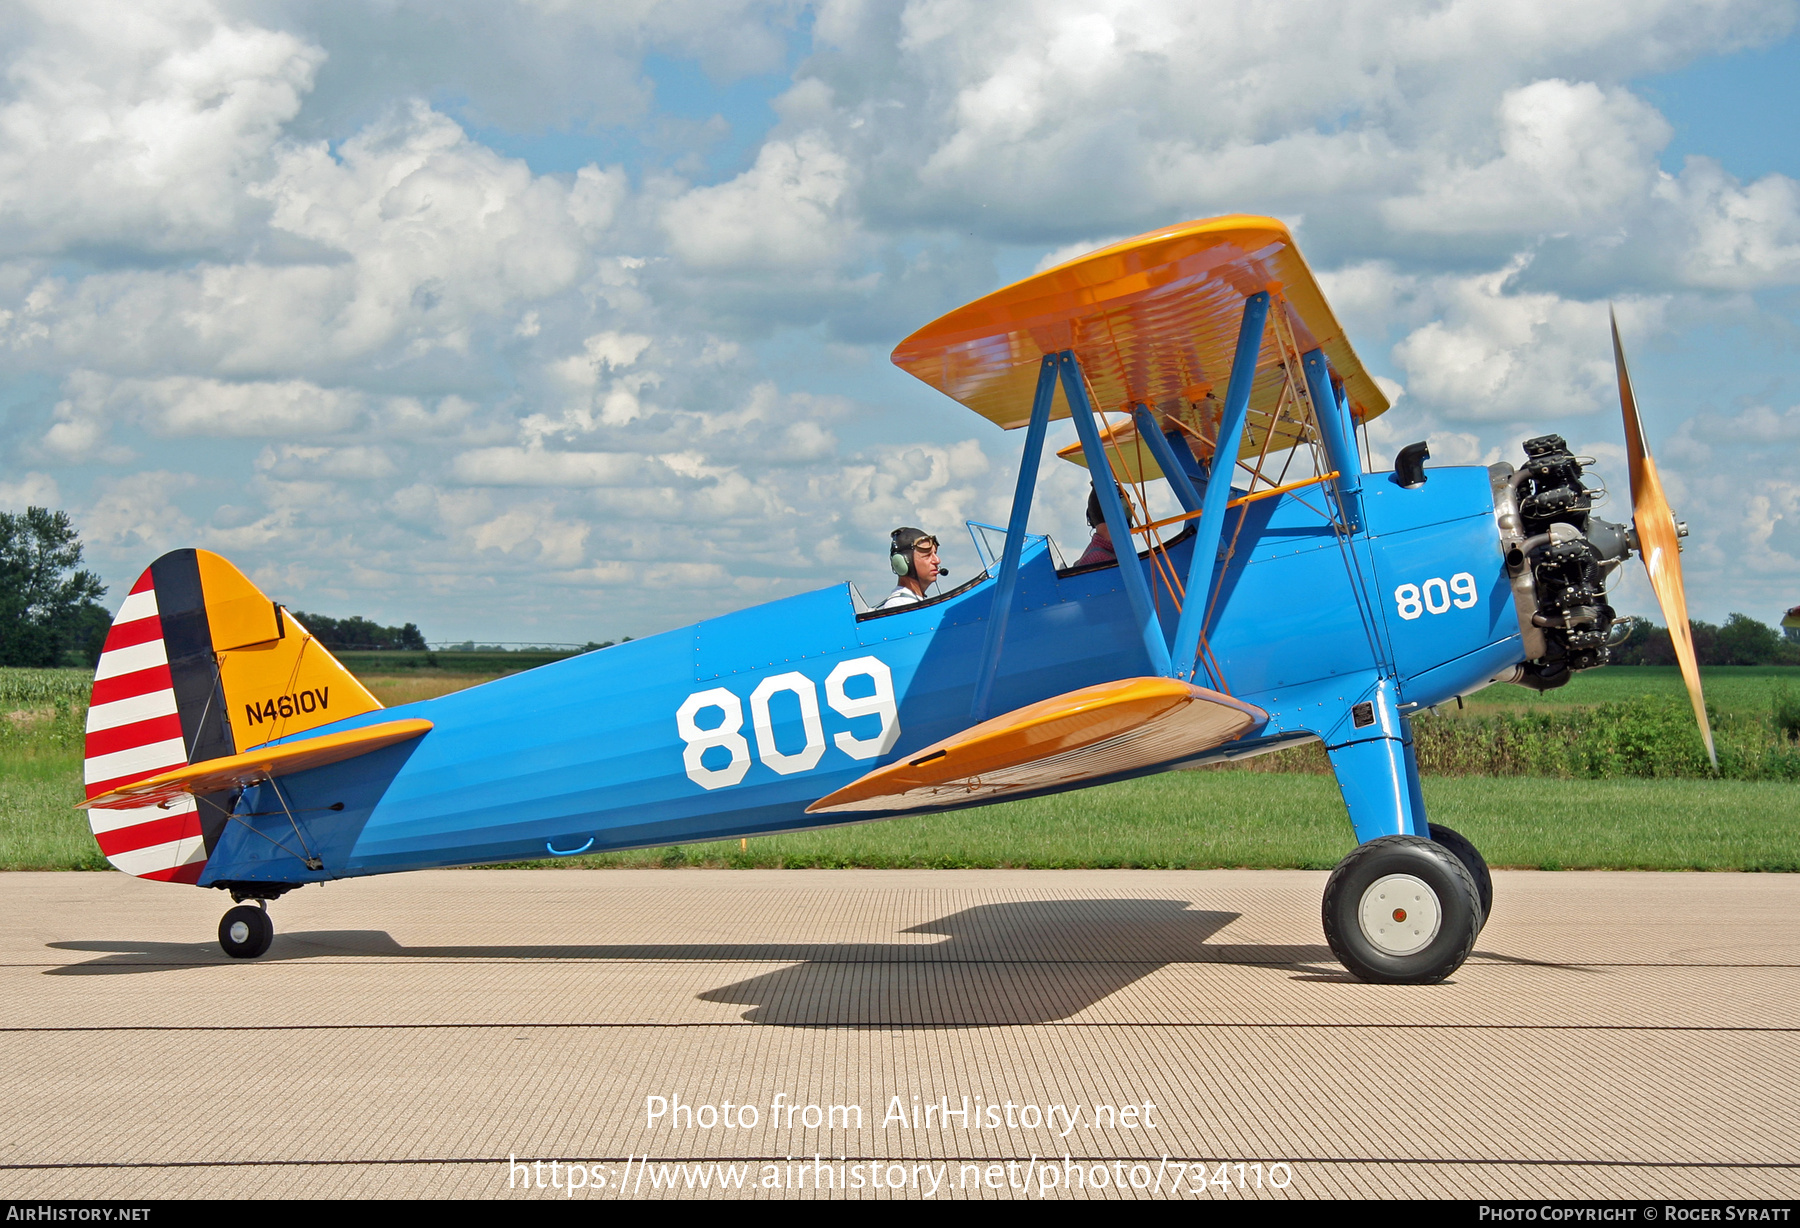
1491,434,1632,689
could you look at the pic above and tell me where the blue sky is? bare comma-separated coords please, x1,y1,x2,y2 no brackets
2,0,1798,642
1646,33,1800,181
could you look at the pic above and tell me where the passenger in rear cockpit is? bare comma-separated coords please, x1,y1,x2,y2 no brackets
1073,483,1134,569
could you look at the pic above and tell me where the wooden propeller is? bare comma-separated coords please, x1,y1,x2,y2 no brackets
1611,308,1716,769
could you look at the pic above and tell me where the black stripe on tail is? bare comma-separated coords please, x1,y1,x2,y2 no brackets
147,548,238,854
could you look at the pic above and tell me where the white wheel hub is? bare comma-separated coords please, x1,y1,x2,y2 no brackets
1358,873,1441,956
229,920,250,945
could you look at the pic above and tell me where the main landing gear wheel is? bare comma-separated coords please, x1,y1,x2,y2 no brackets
1428,823,1492,929
1322,835,1482,984
219,904,273,960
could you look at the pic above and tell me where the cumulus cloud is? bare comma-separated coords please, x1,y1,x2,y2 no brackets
254,104,623,350
1657,158,1800,290
551,331,654,388
830,438,998,539
0,99,627,383
1034,235,1129,274
810,0,1794,243
255,0,797,137
0,0,323,257
1384,80,1670,236
465,502,590,568
2,0,1798,635
149,376,367,436
0,471,59,510
452,447,640,487
256,444,397,480
661,132,858,272
1388,261,1666,421
37,370,376,461
79,470,199,558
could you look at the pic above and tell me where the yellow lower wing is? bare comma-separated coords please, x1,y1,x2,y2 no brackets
807,678,1264,815
81,719,433,810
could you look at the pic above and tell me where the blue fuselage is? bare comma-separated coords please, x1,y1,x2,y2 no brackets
202,465,1525,885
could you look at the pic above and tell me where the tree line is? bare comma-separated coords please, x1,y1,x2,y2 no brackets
288,611,427,652
1609,613,1800,667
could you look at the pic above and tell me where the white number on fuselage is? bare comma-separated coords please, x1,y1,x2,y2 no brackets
676,688,752,790
1394,573,1477,621
678,655,900,790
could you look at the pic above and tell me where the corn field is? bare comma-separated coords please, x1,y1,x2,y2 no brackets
0,669,92,710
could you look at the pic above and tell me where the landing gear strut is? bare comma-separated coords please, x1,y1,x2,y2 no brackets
1323,835,1483,984
218,903,274,959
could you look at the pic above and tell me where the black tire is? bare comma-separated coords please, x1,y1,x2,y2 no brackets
1428,823,1493,928
1322,835,1482,984
219,905,273,959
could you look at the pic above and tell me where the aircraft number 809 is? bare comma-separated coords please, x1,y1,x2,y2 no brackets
1394,573,1478,620
676,656,900,791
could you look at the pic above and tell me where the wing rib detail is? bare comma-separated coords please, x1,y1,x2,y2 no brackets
807,677,1264,814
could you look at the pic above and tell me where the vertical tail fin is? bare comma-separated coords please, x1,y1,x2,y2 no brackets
83,549,381,884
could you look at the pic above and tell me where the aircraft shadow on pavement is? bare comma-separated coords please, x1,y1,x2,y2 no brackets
45,899,1358,1024
696,899,1305,1026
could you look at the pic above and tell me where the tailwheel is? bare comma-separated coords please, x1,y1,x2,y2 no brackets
1322,835,1482,984
1428,823,1492,929
219,904,274,960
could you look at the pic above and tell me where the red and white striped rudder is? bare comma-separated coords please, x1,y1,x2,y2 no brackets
83,567,206,883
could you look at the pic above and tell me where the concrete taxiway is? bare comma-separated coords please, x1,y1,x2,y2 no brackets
1,868,1796,1199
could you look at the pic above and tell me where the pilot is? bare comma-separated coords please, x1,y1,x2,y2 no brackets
879,527,946,608
1072,483,1134,568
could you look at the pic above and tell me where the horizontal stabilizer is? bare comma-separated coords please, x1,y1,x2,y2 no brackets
807,677,1264,815
81,719,433,811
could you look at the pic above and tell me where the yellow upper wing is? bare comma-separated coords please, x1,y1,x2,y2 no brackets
890,215,1387,464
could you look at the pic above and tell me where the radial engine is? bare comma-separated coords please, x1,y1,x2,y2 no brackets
1490,434,1670,690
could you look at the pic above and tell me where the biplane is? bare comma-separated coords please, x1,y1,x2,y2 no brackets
80,215,1712,984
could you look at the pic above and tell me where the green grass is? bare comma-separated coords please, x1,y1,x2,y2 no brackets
3,665,1795,873
1460,665,1796,719
1419,777,1798,872
504,772,1799,873
0,687,100,870
0,767,103,870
